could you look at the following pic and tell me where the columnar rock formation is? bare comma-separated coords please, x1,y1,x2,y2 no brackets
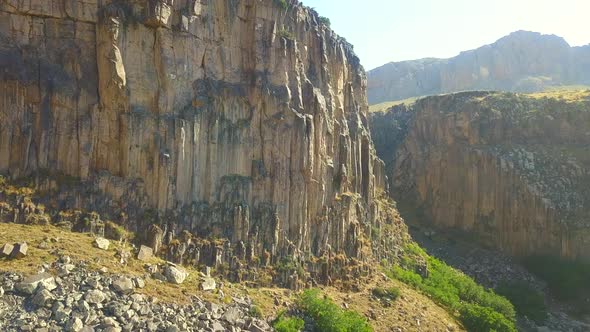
0,0,396,273
368,31,590,104
370,91,590,262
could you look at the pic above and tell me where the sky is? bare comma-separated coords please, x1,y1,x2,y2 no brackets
302,0,590,70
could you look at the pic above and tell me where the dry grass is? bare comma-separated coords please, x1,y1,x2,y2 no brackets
0,223,231,305
369,96,420,113
526,88,590,103
0,222,464,331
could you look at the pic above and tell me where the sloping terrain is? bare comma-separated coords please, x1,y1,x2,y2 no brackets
368,31,590,104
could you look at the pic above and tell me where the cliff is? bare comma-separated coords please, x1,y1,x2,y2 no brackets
370,90,590,262
0,0,401,284
368,31,590,104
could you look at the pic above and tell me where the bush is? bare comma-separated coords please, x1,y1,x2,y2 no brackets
319,16,331,27
372,287,400,301
278,29,294,41
274,0,288,9
496,281,547,323
299,289,372,332
460,304,517,332
273,312,304,332
387,244,517,331
523,255,590,314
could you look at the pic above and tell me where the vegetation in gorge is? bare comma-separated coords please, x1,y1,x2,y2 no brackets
523,255,590,315
387,243,516,332
495,281,548,323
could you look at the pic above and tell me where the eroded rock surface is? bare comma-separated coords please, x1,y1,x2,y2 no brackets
0,0,399,285
370,91,590,261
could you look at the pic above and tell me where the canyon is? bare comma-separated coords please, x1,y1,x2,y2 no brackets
370,90,590,262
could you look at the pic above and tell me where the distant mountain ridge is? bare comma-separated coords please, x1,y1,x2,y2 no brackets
368,31,590,104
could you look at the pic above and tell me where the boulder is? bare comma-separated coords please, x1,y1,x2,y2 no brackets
85,289,107,304
222,307,241,325
31,288,54,307
164,264,188,284
16,272,57,295
94,237,110,250
1,243,14,257
201,277,216,291
66,317,84,332
112,277,134,294
11,242,28,258
137,245,153,261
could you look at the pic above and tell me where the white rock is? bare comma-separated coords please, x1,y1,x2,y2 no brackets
165,265,188,284
16,272,57,295
201,277,216,291
137,245,153,261
94,237,110,250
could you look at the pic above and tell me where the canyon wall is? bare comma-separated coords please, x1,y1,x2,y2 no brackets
368,31,590,104
370,91,590,261
0,0,399,271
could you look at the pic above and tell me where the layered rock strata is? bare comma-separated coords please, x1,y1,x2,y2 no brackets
0,0,397,283
370,91,590,261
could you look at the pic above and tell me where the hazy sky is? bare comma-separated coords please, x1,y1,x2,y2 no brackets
302,0,590,70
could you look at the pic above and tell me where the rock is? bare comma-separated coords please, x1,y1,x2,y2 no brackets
369,91,590,260
0,286,3,297
222,307,241,325
66,317,84,332
0,0,387,276
94,237,110,250
137,245,153,261
112,277,134,294
85,289,107,304
16,272,57,295
31,288,54,307
165,326,180,332
164,265,188,284
249,319,271,332
211,322,225,332
201,277,216,291
11,242,28,258
133,277,145,289
1,243,14,257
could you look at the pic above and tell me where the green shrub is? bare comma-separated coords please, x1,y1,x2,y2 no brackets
319,16,331,27
274,0,288,9
460,304,517,332
273,312,304,332
299,289,372,332
372,287,400,301
496,281,547,323
387,244,517,331
278,29,294,41
523,255,590,314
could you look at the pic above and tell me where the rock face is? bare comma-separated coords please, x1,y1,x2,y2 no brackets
0,0,392,277
370,91,590,261
368,31,590,104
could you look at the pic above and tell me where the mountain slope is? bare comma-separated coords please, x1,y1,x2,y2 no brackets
368,31,590,104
